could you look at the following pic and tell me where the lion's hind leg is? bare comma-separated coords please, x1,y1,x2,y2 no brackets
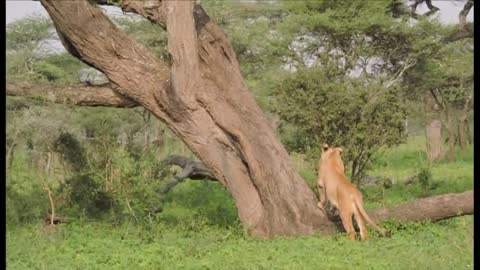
337,200,356,240
352,203,368,240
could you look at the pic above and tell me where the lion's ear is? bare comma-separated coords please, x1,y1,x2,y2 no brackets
322,144,329,151
336,147,343,154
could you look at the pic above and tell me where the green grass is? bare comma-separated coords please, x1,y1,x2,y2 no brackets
370,136,473,186
6,216,473,270
6,136,473,269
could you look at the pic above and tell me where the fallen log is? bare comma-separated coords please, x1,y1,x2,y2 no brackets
370,190,473,223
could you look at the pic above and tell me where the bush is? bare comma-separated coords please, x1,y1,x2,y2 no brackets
6,152,49,225
32,61,67,82
272,67,407,182
61,174,114,217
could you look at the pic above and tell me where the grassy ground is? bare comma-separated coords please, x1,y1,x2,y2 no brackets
6,137,473,269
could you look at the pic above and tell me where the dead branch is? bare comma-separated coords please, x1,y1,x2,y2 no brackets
43,185,56,226
384,59,417,89
158,155,217,194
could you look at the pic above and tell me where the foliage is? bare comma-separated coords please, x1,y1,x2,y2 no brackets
417,165,433,196
6,100,191,224
6,136,474,268
405,38,473,107
53,132,86,172
61,174,114,217
6,15,52,51
7,16,89,83
272,67,407,181
277,0,443,76
31,61,67,82
6,151,49,225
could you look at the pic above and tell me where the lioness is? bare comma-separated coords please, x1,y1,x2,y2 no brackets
317,144,384,240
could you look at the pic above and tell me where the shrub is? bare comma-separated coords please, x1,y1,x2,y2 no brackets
272,67,407,182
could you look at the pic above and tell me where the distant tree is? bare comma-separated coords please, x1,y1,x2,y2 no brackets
272,67,406,182
404,39,473,161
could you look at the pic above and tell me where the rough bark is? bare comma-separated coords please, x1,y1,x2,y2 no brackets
424,91,445,161
446,111,456,161
157,155,217,194
457,94,472,151
6,82,137,108
369,190,473,223
39,0,330,237
457,115,467,151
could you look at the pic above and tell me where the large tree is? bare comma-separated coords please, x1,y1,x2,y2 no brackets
9,0,472,238
37,0,333,237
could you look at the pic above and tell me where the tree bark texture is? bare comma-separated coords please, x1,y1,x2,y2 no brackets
39,0,329,237
424,91,445,161
6,82,136,108
457,94,472,151
369,191,473,223
446,111,456,161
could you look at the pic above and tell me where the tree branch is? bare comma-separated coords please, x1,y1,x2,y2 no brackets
384,59,417,89
40,0,171,114
163,155,216,180
158,155,217,194
6,82,138,108
409,0,439,19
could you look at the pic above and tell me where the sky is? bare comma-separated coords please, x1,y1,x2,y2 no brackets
5,0,475,25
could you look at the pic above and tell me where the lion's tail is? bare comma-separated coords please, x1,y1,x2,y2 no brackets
353,194,385,235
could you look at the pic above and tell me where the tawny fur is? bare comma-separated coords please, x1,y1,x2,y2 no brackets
317,144,385,240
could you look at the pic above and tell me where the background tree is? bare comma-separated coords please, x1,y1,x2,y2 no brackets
272,68,407,182
404,38,473,161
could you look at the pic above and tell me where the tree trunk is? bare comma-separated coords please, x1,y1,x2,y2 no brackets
424,91,445,161
459,0,474,31
457,94,472,151
39,0,330,237
457,112,468,151
465,118,473,145
369,191,473,223
446,110,456,161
